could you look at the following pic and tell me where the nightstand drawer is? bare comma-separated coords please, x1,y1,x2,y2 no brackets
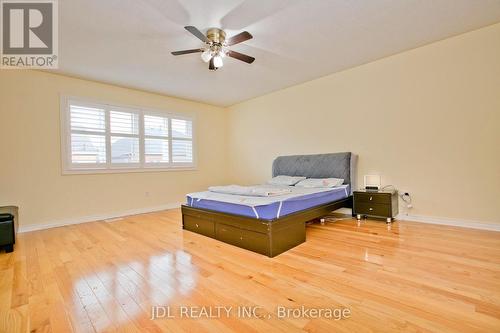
355,192,392,204
354,202,391,217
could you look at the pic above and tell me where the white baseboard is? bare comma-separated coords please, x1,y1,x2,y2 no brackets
395,213,500,232
18,202,183,233
18,204,500,233
333,208,353,215
334,207,500,232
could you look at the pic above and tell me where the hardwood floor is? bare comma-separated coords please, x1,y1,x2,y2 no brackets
1,209,499,333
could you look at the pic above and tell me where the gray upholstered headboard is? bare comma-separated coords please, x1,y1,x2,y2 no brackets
272,152,357,193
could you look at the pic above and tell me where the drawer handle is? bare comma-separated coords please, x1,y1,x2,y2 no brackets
195,223,199,228
369,208,373,211
369,196,373,201
240,236,243,240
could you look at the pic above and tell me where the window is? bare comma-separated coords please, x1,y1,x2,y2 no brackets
61,97,195,173
144,115,169,164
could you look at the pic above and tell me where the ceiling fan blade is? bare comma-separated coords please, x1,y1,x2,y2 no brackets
227,50,255,64
184,26,209,43
226,31,253,46
171,48,204,56
209,57,215,70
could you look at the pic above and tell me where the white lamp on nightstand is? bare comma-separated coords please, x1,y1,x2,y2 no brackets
364,175,381,190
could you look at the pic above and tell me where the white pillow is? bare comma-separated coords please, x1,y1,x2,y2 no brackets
267,175,306,186
295,178,344,188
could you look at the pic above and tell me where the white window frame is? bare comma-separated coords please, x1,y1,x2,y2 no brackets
60,95,196,174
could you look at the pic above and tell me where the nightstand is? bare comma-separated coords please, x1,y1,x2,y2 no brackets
353,190,398,223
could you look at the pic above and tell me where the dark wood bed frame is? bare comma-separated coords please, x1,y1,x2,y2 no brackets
182,152,357,257
182,196,353,257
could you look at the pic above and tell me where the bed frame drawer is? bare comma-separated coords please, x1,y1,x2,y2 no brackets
216,224,269,256
354,202,391,217
183,216,215,238
355,192,392,204
181,196,352,257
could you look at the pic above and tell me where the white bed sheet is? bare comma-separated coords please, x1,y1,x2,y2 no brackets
187,184,349,207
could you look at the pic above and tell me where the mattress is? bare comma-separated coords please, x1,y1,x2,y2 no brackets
186,184,350,220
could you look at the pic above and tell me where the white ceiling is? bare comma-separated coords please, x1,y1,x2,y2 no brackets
56,0,500,106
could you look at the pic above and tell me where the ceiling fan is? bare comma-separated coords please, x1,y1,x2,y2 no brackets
171,26,255,71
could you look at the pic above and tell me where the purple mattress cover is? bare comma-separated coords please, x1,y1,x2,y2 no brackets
186,186,350,220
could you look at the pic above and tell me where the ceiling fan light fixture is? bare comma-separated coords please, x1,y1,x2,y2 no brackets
213,55,223,68
201,49,212,63
172,26,254,70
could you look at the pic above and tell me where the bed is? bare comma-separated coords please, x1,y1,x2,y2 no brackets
181,152,357,257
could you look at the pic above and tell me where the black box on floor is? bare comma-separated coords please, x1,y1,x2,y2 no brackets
0,214,15,253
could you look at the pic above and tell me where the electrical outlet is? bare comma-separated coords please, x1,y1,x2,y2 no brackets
399,191,413,211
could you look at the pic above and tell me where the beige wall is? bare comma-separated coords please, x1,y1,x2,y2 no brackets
1,23,499,229
227,23,500,225
0,70,228,228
